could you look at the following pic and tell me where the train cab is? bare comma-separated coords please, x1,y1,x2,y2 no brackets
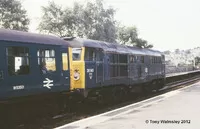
65,38,103,93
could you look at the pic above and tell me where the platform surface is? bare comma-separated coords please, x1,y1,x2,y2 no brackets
166,70,200,77
56,81,200,129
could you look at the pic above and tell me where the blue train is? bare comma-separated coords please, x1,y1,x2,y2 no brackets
0,28,165,103
0,29,71,101
64,38,165,99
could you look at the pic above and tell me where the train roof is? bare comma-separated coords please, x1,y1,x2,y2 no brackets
64,37,163,56
65,38,102,48
0,29,69,46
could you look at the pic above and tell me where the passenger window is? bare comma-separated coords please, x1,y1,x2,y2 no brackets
38,49,56,74
85,47,96,61
72,48,82,61
7,47,30,75
62,53,68,71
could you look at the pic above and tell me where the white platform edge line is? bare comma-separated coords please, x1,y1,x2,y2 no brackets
55,81,198,129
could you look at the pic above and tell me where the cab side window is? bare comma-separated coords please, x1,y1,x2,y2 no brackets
96,49,103,61
85,47,96,61
7,47,30,75
37,49,56,74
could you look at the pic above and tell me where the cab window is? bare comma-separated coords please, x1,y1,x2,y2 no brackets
7,46,30,75
72,48,82,61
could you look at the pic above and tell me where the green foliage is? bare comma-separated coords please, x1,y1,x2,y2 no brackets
163,50,171,54
38,2,70,37
195,56,200,66
0,0,30,31
38,0,117,42
117,26,137,45
82,0,117,42
38,0,153,47
175,49,180,54
135,38,153,48
117,25,153,48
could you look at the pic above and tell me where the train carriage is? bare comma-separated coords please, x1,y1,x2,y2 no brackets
0,29,71,101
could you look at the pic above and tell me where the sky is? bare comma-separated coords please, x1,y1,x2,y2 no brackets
21,0,200,51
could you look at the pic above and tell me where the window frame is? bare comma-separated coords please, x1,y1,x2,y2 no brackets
37,49,57,73
7,46,30,76
62,52,68,71
85,47,96,61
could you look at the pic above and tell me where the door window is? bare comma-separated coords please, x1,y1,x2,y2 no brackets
62,53,68,71
37,49,56,74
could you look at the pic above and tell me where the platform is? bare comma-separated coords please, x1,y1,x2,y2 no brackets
166,69,200,78
56,80,200,129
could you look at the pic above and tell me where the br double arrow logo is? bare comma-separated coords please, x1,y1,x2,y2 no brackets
43,78,54,89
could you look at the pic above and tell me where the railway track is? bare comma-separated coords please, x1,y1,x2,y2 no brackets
2,73,200,129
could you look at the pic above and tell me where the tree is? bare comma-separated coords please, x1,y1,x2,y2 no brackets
195,56,200,66
81,0,117,42
135,38,153,48
38,2,71,37
117,25,153,48
163,50,171,55
185,50,191,54
175,49,180,54
38,0,117,42
117,26,137,45
0,0,30,31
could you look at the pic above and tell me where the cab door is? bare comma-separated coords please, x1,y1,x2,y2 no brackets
60,47,70,89
96,49,104,86
37,47,70,91
85,47,96,88
37,47,65,91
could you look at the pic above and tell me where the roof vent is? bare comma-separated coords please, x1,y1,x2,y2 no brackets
62,37,76,41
